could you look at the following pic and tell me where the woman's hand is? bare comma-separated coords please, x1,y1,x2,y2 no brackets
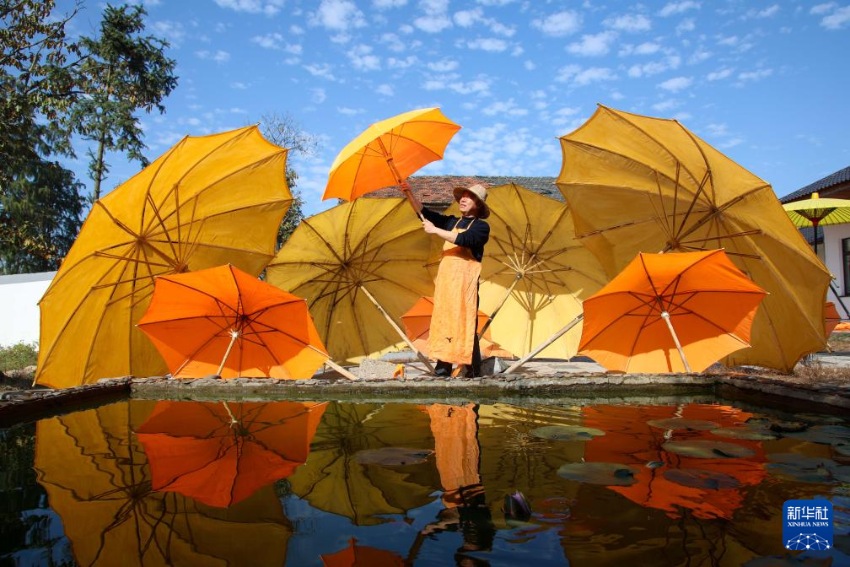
422,219,439,234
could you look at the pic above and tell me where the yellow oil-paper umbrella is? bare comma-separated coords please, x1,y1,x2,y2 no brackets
557,105,830,372
36,126,292,388
266,197,434,366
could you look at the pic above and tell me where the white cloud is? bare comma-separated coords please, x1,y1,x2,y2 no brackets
213,0,286,16
348,44,381,71
454,8,483,27
196,50,231,63
658,1,701,17
604,14,652,32
375,84,395,96
481,99,528,117
379,32,406,52
428,58,459,72
737,68,773,82
811,3,837,15
465,38,509,52
386,55,418,68
706,67,733,81
150,21,185,47
310,0,366,31
652,99,680,112
821,5,850,29
252,32,284,49
311,88,327,104
555,64,617,86
303,63,338,81
567,31,618,56
414,0,452,32
676,18,696,34
658,76,693,92
531,11,582,36
373,0,407,8
337,107,363,116
627,55,680,77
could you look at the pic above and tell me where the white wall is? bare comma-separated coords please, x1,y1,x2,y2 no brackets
0,272,55,346
822,225,850,317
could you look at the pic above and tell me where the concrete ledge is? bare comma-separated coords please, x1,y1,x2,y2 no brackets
0,377,132,426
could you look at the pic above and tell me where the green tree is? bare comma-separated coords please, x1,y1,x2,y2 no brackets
260,112,319,248
68,3,178,201
0,0,84,274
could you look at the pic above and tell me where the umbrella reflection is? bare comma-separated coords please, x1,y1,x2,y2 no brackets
288,402,440,526
34,400,292,566
581,403,767,520
321,537,405,567
136,400,327,508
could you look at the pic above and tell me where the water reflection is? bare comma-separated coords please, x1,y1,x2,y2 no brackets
33,401,292,566
136,400,327,508
2,398,846,565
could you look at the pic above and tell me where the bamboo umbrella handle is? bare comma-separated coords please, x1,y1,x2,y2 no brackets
360,285,435,372
306,345,359,380
660,311,691,373
503,314,583,374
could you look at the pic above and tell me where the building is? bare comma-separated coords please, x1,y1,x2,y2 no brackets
780,165,850,315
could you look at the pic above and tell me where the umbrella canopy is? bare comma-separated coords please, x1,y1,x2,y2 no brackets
401,296,513,359
136,400,327,508
558,105,831,372
266,197,434,364
462,183,608,361
287,402,440,526
34,400,293,566
783,192,850,233
322,107,460,206
579,250,767,374
137,264,338,379
36,126,292,388
825,301,841,337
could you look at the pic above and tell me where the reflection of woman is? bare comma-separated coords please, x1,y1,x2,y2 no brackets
413,184,490,378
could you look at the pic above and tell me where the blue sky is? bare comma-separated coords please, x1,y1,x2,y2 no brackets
58,0,850,217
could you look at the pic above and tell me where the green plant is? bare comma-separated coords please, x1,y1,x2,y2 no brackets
0,342,38,372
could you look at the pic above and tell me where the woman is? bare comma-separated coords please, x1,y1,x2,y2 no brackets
416,183,490,377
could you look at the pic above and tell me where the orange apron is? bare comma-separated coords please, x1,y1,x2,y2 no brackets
428,220,481,365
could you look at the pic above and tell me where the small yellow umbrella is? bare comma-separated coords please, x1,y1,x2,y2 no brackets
36,126,292,388
782,192,850,250
322,107,460,213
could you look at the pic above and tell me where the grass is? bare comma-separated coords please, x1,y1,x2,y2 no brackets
0,342,38,373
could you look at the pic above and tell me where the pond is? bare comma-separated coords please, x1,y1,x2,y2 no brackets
1,395,848,566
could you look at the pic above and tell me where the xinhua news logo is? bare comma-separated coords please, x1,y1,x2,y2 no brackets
783,499,833,551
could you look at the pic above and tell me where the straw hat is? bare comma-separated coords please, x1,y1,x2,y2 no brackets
452,183,490,219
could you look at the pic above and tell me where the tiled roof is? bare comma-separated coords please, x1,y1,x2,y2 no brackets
367,175,560,208
780,165,850,203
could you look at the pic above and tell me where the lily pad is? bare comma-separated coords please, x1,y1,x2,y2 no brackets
647,418,720,431
354,446,433,466
663,440,755,459
645,460,665,469
534,497,572,523
784,425,850,446
711,426,780,441
531,425,605,442
557,462,638,486
663,468,740,490
834,443,850,458
765,453,850,484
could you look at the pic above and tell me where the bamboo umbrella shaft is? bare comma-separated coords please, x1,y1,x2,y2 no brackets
503,314,583,374
660,311,691,373
376,137,424,220
217,330,240,376
305,345,359,380
360,285,435,372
